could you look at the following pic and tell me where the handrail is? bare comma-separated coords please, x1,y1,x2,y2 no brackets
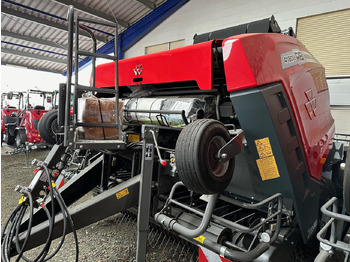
64,5,74,147
64,5,121,146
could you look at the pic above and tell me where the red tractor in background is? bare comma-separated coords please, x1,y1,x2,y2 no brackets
3,89,58,150
1,91,24,145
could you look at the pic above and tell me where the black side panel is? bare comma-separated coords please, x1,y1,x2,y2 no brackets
193,16,281,44
33,119,39,130
3,116,17,124
229,83,320,244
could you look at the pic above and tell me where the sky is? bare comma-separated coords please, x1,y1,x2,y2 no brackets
1,59,109,95
1,64,94,108
1,65,65,94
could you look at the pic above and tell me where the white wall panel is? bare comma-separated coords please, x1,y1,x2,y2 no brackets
328,78,350,106
125,0,350,58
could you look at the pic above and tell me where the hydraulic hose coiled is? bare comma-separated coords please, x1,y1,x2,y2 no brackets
1,164,79,262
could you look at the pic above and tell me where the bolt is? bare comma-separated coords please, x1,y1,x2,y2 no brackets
221,153,228,159
69,142,73,146
261,232,271,243
80,145,83,149
70,128,73,131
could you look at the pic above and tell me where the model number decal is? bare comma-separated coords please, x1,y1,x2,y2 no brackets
281,49,319,70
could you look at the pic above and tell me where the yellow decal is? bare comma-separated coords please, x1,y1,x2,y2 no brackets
18,196,24,204
52,182,56,188
255,137,273,158
194,235,206,243
255,137,280,181
116,188,129,199
128,134,140,142
256,156,280,180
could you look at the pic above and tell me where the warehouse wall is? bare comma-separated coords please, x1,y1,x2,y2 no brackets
125,0,350,58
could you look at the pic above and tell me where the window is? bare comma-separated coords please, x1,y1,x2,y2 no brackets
145,39,185,55
297,9,350,76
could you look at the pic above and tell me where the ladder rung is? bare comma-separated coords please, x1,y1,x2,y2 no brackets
75,140,126,150
76,84,117,94
77,50,116,60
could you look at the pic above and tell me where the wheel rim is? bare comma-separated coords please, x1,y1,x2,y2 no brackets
207,136,229,178
51,118,59,135
16,134,21,147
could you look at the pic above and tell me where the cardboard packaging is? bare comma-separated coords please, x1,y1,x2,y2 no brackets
78,97,123,140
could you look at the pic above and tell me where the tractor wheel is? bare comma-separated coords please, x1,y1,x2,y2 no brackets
38,110,58,145
344,152,350,214
5,129,15,145
175,119,234,194
15,132,23,148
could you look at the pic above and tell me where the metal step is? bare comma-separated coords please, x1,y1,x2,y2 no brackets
75,139,126,150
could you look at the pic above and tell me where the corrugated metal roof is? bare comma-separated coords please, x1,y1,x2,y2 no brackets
1,0,166,74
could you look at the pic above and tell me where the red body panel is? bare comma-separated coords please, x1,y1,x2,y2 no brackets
222,34,334,180
95,41,213,90
21,110,47,143
95,33,333,180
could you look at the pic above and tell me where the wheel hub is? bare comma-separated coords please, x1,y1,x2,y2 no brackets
207,136,229,178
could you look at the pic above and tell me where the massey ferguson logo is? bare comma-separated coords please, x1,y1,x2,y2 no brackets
133,64,143,76
304,89,316,119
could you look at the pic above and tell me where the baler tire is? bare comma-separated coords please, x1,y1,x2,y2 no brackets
175,119,234,194
344,152,350,214
38,110,58,145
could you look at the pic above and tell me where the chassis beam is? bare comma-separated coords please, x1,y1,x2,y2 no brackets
17,175,141,252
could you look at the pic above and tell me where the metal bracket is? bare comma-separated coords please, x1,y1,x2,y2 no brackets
136,125,159,262
217,130,244,163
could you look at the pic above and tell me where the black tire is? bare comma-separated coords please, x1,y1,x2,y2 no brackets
344,152,350,214
175,119,234,194
38,110,58,145
5,128,15,145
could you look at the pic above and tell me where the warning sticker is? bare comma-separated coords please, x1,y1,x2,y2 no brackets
256,156,280,181
194,235,206,244
255,137,273,159
128,134,140,142
255,137,280,181
116,188,129,199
